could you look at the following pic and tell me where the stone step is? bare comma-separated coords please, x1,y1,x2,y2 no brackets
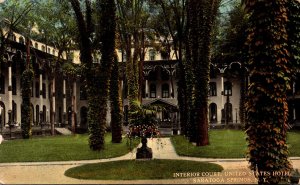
55,128,72,135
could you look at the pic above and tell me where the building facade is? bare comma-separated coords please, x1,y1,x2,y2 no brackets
0,31,258,135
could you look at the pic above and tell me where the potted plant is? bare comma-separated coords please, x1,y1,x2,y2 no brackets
126,100,161,159
290,169,300,184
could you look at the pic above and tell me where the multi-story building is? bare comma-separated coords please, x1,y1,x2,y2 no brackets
0,30,261,137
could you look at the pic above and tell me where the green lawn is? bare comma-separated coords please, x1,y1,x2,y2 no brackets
65,159,223,180
287,131,300,157
171,129,300,158
0,134,139,163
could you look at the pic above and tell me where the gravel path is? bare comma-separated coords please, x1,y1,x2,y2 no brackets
1,138,298,184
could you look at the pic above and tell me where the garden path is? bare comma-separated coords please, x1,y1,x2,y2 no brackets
1,138,299,184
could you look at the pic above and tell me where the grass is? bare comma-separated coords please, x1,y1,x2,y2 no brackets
287,130,300,157
171,129,247,158
0,133,139,163
65,159,223,180
171,129,300,158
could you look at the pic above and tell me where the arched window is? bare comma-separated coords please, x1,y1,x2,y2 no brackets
19,37,25,44
0,75,5,94
209,82,217,96
149,49,156,60
224,81,232,96
52,49,55,55
209,103,217,123
162,84,169,98
42,45,46,52
36,105,39,124
35,43,38,49
43,106,47,122
150,84,156,98
161,69,169,81
30,104,34,125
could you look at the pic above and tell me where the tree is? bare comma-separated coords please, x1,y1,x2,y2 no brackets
151,0,188,135
30,0,78,135
0,0,38,138
186,0,220,146
217,2,249,126
69,0,116,150
110,53,123,143
116,0,150,110
245,0,292,184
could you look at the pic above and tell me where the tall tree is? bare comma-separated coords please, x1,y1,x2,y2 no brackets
0,0,37,138
186,0,220,146
245,0,292,184
110,53,123,143
151,0,188,135
116,0,149,110
217,2,249,126
69,0,115,150
97,0,118,143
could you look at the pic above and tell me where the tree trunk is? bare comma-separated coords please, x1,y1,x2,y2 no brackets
245,0,292,184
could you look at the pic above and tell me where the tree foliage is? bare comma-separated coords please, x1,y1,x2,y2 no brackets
245,0,292,184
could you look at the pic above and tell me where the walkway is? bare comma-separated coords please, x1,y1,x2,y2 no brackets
0,138,299,184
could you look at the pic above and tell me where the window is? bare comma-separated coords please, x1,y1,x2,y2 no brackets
224,81,232,96
80,85,87,100
36,82,40,97
149,49,156,60
35,43,38,49
42,83,46,98
148,70,157,81
12,76,17,95
19,37,25,44
161,70,169,81
12,101,17,122
209,82,217,96
42,45,46,52
209,103,217,123
0,75,5,94
36,105,40,123
162,84,169,98
150,84,156,98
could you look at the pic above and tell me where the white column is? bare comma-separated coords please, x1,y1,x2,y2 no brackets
145,79,149,98
8,64,12,112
